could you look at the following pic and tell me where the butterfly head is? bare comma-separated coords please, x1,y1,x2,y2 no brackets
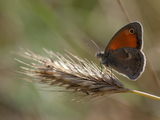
96,51,110,67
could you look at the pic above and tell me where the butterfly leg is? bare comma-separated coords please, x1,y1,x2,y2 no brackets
110,67,113,80
107,66,114,80
99,62,103,75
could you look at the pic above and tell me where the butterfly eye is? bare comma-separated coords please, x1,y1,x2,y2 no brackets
129,28,135,34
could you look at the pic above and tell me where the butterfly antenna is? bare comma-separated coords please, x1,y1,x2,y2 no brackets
89,39,105,75
89,39,101,53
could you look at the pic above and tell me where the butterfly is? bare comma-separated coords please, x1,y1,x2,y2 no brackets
97,22,146,80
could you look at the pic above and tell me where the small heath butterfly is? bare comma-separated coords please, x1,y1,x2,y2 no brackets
97,22,146,80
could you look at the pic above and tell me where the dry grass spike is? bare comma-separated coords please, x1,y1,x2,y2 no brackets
16,49,160,100
17,49,129,96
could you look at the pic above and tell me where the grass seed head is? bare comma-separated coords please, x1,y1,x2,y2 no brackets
17,49,129,96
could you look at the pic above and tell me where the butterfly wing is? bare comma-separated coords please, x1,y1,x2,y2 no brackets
105,22,143,52
107,48,146,80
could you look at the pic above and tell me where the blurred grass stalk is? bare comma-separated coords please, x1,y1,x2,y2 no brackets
17,49,160,101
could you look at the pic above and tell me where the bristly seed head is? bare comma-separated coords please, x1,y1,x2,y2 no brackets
17,49,129,96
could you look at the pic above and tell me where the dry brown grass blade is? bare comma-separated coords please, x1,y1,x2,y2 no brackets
116,0,131,22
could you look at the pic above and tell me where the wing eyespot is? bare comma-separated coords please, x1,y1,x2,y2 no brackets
129,28,135,34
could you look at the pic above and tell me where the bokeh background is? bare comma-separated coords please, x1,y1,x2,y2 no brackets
1,0,160,120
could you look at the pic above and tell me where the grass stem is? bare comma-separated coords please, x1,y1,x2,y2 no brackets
128,90,160,101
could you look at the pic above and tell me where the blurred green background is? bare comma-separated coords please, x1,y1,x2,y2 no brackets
1,0,160,120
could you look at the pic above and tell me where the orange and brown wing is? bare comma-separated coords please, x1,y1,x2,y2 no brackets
105,22,143,51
